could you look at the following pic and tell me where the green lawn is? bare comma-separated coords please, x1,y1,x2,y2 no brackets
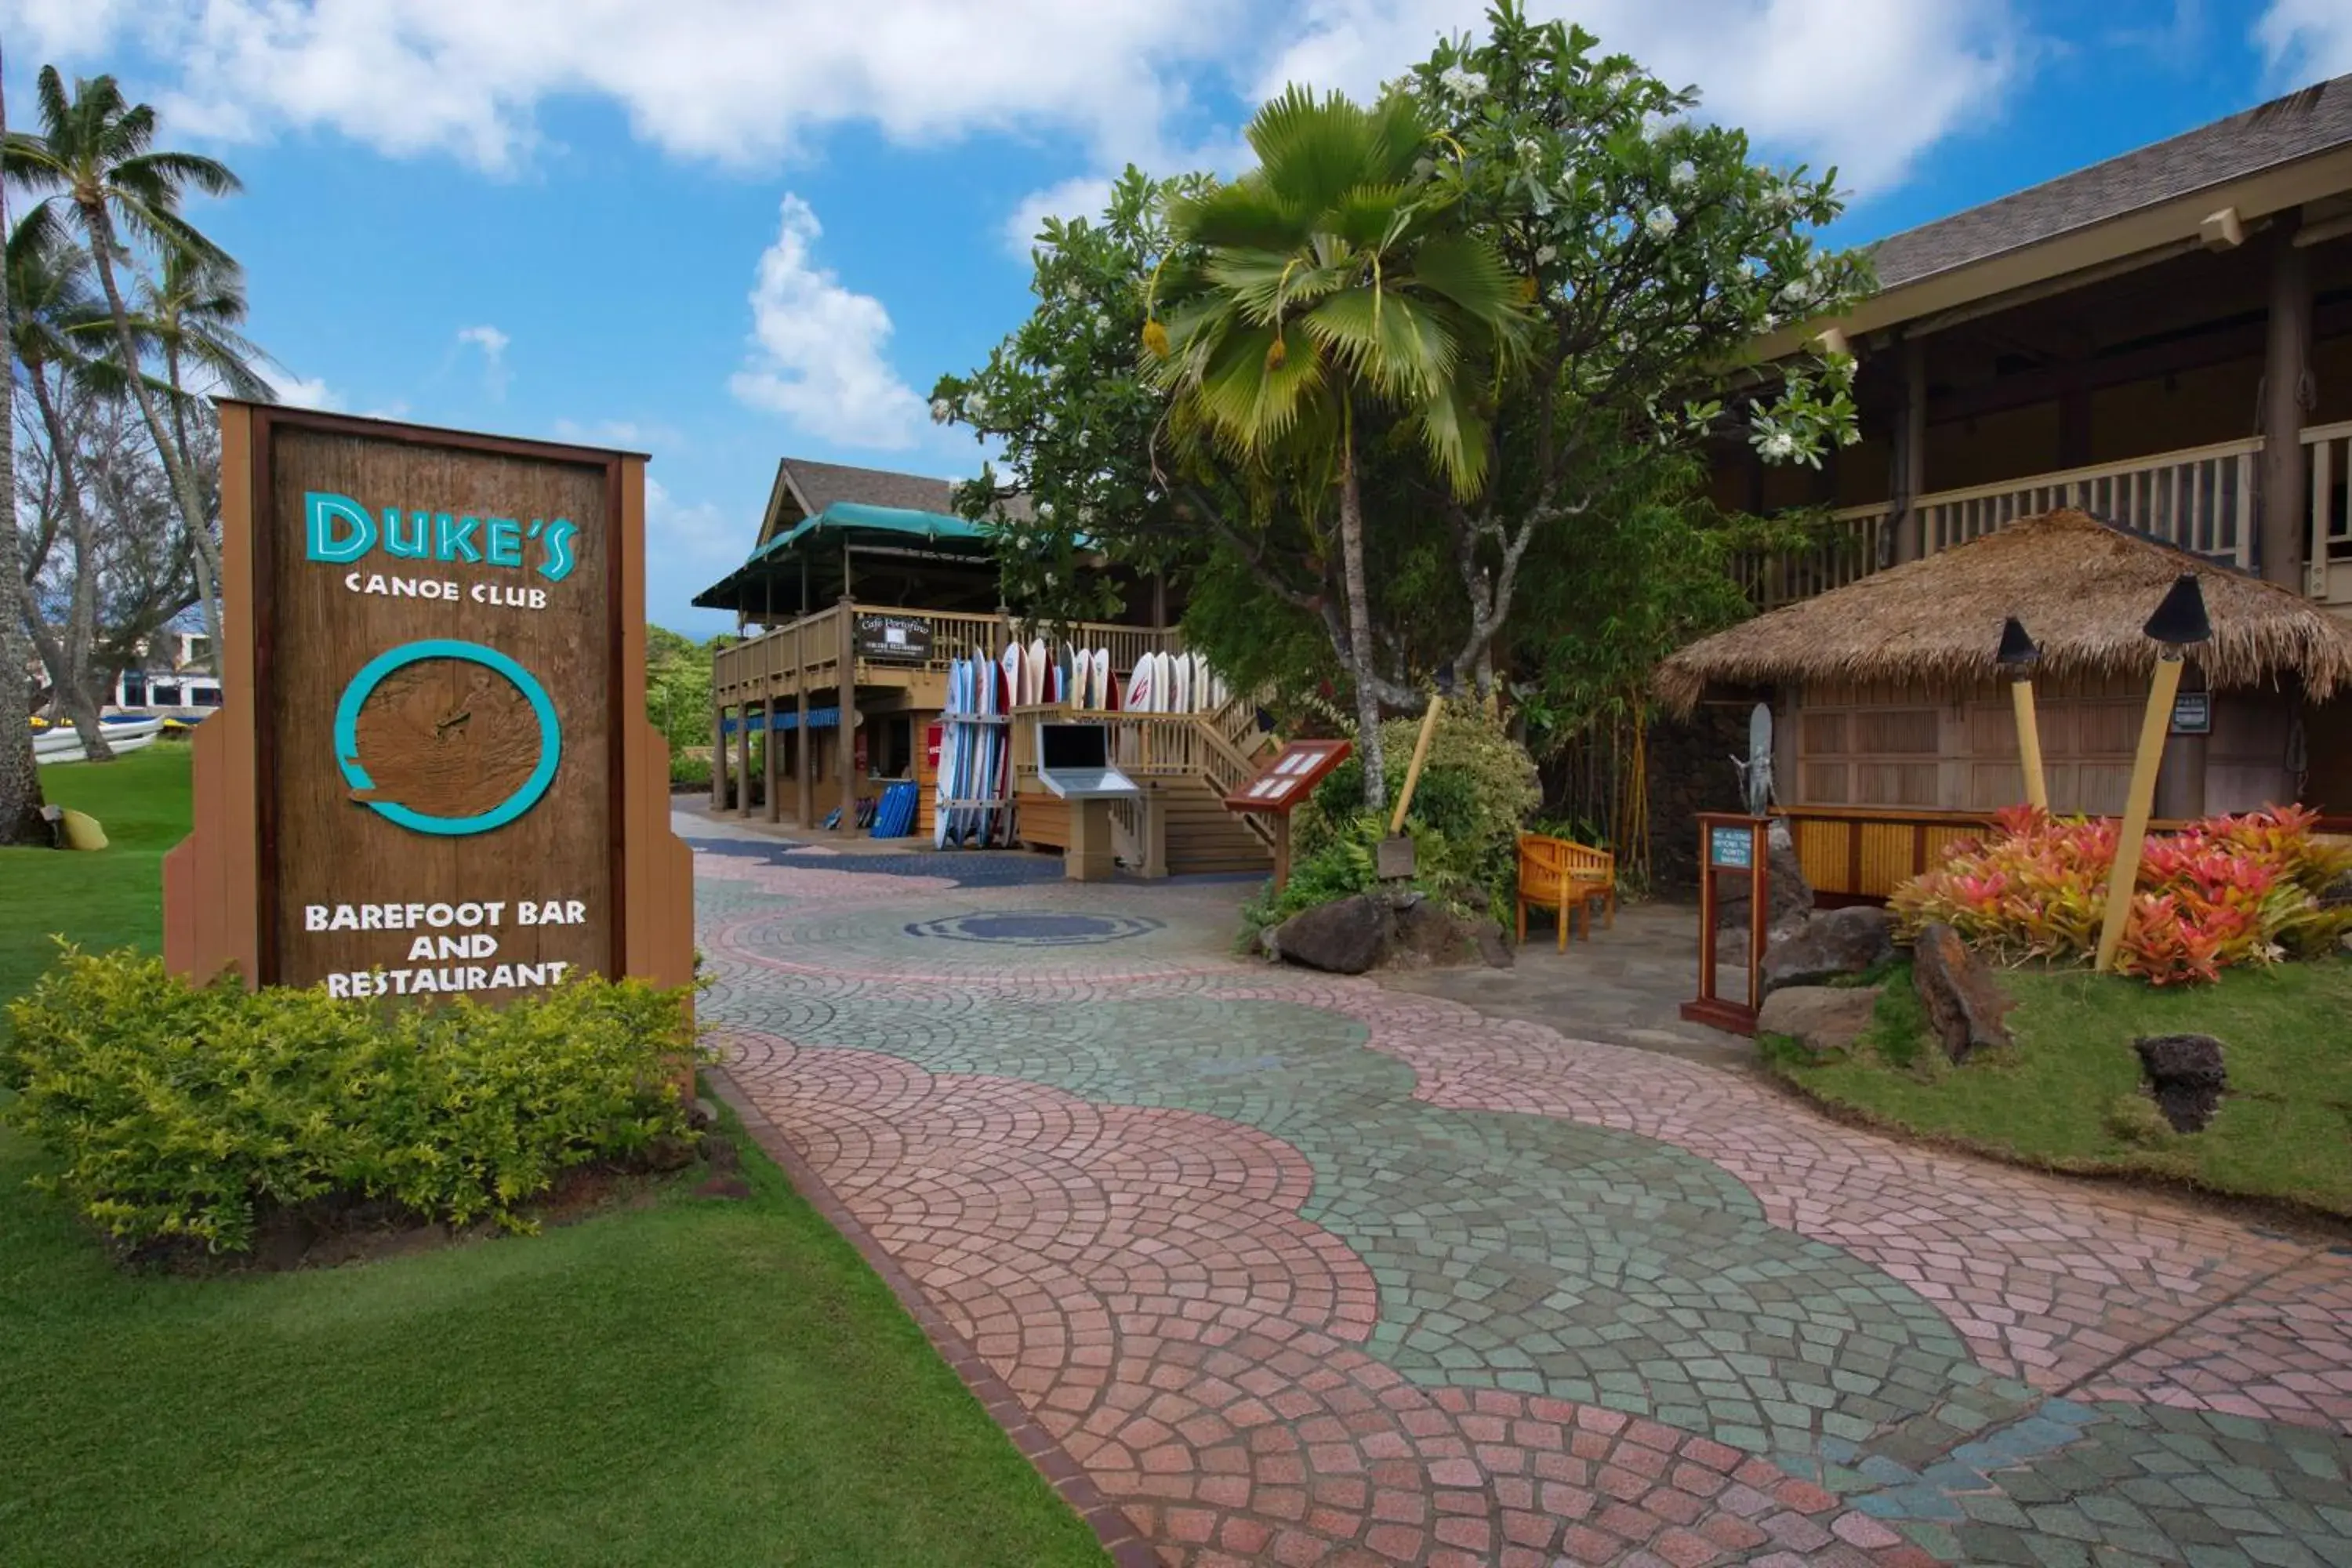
1769,957,2352,1218
1,746,194,1004
1,748,1109,1568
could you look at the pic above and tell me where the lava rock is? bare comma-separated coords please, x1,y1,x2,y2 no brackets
1268,895,1388,975
1760,906,1896,996
701,1133,742,1172
1911,923,2013,1064
2132,1033,2228,1132
689,1096,720,1131
1474,923,1515,969
1756,985,1882,1057
1390,898,1512,971
1717,820,1814,934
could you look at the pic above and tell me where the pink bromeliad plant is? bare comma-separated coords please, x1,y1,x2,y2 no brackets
1891,803,2352,985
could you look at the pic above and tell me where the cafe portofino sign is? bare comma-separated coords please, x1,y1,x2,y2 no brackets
164,405,692,1004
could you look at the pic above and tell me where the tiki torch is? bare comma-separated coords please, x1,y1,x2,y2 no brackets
2093,575,2212,973
1996,615,2047,811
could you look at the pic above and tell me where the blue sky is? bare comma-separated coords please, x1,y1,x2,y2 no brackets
10,0,2350,636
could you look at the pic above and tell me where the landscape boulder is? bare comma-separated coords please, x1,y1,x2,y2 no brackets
1389,897,1513,971
1268,894,1388,975
2132,1033,2229,1132
1716,819,1813,936
1755,985,1882,1058
1760,906,1896,996
1911,923,2013,1064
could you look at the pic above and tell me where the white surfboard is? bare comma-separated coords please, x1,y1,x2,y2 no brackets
1090,648,1111,712
1025,638,1047,705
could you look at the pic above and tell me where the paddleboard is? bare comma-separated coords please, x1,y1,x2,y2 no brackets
1170,649,1192,713
1090,648,1110,713
1025,637,1047,705
1126,654,1152,713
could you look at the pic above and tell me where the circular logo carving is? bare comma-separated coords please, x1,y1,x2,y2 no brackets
902,912,1164,947
333,639,561,837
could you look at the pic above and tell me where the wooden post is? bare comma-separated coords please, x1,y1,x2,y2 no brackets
1270,813,1291,894
1389,696,1444,834
763,691,781,823
2154,666,2209,824
835,596,856,834
2259,218,2312,589
2095,655,2187,971
796,684,813,829
1890,337,1928,564
737,698,756,818
2009,677,2049,810
712,704,729,811
1679,814,1766,1034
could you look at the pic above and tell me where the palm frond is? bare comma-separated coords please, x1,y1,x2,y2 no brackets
1174,179,1305,255
1246,85,1381,221
116,150,243,200
1298,288,1457,404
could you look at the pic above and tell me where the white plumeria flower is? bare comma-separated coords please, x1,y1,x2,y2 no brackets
1534,243,1558,265
1516,137,1541,162
1759,427,1797,460
1671,160,1697,188
1440,66,1487,99
930,397,953,423
1644,205,1679,238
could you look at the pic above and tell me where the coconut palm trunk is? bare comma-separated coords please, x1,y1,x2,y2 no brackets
1336,408,1387,811
20,365,113,760
78,198,225,662
0,43,50,843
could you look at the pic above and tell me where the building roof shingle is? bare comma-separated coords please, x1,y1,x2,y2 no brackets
1868,74,2352,291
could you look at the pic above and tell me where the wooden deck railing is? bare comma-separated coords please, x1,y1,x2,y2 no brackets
713,603,1189,703
1743,420,2352,610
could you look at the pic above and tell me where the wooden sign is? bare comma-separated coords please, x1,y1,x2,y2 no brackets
1221,738,1351,894
1222,739,1352,814
2169,691,2211,735
164,405,693,1004
1682,813,1766,1036
855,612,931,662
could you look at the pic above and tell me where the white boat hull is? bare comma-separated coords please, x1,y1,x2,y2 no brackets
31,716,166,764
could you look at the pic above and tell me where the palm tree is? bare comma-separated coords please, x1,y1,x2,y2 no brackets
1146,85,1525,809
135,242,274,481
0,40,49,844
6,67,245,666
10,209,125,760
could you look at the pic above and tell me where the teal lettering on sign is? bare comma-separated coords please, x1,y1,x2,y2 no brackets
300,491,578,583
1709,825,1754,869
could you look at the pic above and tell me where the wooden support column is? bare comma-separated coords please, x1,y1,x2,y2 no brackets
711,704,729,810
763,691,781,823
737,699,757,818
2154,666,2209,822
1151,573,1167,630
2259,216,2314,590
796,685,813,829
835,596,856,833
1890,337,1928,564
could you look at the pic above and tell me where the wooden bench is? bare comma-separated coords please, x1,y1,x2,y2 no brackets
1515,833,1617,950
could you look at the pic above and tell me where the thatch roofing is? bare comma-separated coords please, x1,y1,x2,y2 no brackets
1653,510,2352,713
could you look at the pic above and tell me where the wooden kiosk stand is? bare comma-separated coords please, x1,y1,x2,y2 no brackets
1034,721,1141,882
1222,739,1352,891
1679,813,1769,1036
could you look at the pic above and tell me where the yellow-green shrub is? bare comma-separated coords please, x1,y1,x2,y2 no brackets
2,949,702,1253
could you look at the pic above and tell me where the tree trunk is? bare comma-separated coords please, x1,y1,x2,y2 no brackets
0,46,51,843
24,365,114,761
79,198,227,663
1338,417,1387,813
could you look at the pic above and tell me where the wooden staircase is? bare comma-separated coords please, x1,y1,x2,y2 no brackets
1116,692,1279,877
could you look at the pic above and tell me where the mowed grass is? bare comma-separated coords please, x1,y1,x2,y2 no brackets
1,745,193,1002
1770,957,2352,1217
0,748,1109,1568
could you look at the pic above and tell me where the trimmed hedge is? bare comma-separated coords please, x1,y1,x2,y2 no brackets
2,949,702,1253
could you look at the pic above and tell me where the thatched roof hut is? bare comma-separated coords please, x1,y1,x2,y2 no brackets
1654,510,2352,713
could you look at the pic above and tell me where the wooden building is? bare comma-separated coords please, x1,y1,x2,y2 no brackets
1657,510,2352,900
692,457,1272,874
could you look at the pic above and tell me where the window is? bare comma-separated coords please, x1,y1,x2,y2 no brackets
191,685,223,708
151,684,183,707
120,673,147,707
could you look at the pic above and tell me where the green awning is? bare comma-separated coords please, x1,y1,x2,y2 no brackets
692,501,1000,615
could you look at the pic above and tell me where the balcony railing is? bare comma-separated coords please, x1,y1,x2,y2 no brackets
1744,419,2352,609
711,602,1186,703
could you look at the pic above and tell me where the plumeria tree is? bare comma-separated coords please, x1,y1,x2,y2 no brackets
938,1,1867,768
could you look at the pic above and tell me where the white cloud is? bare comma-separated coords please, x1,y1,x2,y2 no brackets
644,477,738,564
1002,176,1117,256
728,194,925,449
265,369,344,410
551,416,682,452
43,0,1247,175
456,324,510,400
1253,0,2020,194
2256,0,2352,79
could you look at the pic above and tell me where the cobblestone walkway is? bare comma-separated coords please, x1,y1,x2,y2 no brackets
693,832,2352,1567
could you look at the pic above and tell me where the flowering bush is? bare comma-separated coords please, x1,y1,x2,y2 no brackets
1890,804,2352,986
